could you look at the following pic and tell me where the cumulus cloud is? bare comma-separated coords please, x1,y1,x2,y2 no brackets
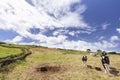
102,23,110,30
19,41,38,45
31,0,88,28
5,36,23,43
69,31,80,36
53,29,69,36
46,35,67,45
110,35,119,42
0,0,90,31
0,0,93,38
40,39,117,51
116,28,120,33
69,31,76,36
0,0,118,52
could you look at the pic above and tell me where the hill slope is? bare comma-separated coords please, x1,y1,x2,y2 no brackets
0,46,21,58
0,44,120,80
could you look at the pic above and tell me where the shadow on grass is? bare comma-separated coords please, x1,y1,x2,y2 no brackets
110,67,119,76
94,67,102,71
87,65,93,69
87,65,102,72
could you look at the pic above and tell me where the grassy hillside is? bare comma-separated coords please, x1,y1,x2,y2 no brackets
0,46,22,58
0,44,120,80
0,43,33,58
0,43,32,49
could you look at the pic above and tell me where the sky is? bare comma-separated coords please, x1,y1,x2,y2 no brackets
0,0,120,52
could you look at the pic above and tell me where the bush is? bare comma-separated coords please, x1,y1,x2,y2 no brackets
108,52,117,54
0,42,6,44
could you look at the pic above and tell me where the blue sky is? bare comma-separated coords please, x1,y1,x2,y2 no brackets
0,0,120,52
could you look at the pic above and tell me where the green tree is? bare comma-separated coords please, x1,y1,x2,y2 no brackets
97,49,102,54
86,49,91,53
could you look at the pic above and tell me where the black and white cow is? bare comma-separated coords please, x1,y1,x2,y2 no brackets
82,55,87,67
101,55,110,73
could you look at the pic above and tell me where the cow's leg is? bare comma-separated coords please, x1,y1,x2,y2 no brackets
104,64,110,74
83,61,87,67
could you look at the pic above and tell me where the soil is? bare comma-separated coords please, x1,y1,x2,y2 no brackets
34,63,67,80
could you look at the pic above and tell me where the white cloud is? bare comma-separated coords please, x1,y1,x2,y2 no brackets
116,28,120,33
110,35,119,42
53,31,60,36
12,36,23,43
46,35,67,45
69,31,80,36
5,36,23,43
69,31,75,36
0,0,94,40
4,33,117,52
99,36,104,40
53,29,69,36
40,39,117,52
53,28,93,37
0,0,91,32
19,41,38,45
102,23,110,30
0,0,118,52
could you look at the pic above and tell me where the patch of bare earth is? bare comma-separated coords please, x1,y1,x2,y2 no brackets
38,63,67,80
20,62,67,80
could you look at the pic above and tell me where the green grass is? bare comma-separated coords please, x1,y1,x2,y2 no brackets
0,46,22,58
0,74,8,80
0,43,32,49
0,44,120,80
0,43,33,58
